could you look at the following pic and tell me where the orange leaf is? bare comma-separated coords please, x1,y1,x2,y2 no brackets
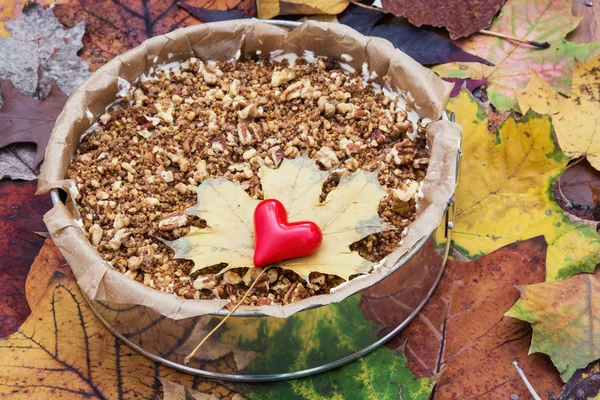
0,270,238,399
25,239,72,310
52,0,256,71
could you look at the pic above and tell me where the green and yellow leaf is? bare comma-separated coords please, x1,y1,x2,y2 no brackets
507,267,600,382
518,54,600,170
432,0,600,112
446,90,600,280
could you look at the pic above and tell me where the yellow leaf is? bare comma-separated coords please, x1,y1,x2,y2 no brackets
172,156,388,280
517,54,600,170
257,0,348,19
0,272,236,399
169,179,259,275
447,90,600,280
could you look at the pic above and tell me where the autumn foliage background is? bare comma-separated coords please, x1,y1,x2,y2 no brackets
1,0,600,399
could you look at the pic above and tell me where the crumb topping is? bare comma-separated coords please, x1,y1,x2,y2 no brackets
67,55,431,306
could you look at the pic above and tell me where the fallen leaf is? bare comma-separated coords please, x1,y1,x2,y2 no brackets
0,179,53,337
557,359,600,399
380,0,506,39
0,79,68,166
554,158,600,222
0,0,53,37
338,5,491,66
0,270,237,398
433,0,600,112
237,346,433,400
443,77,487,97
0,144,38,181
507,266,600,382
257,0,349,20
161,378,245,400
221,295,434,399
0,1,90,99
25,238,72,310
369,237,563,398
446,90,600,280
52,0,254,71
179,2,254,23
169,156,389,280
518,55,600,171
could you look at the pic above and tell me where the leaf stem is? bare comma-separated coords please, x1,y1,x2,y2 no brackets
348,0,383,12
479,30,550,49
512,361,541,400
184,268,267,365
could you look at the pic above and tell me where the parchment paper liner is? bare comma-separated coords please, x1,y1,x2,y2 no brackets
38,20,462,319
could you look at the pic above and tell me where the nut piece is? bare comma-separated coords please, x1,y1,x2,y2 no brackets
161,170,174,183
127,256,143,271
317,96,336,118
89,224,103,245
237,104,256,120
113,214,130,229
223,271,242,285
158,211,188,231
271,69,295,87
193,275,216,290
315,146,339,170
108,229,131,250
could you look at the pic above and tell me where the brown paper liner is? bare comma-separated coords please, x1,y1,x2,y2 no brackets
38,20,461,319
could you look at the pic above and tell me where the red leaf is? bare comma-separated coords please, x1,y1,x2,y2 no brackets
381,0,506,39
360,237,563,398
0,180,53,337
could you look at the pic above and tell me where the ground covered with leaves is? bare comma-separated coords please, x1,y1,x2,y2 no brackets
1,0,600,399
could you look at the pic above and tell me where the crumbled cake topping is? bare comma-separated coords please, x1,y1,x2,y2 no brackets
67,55,432,306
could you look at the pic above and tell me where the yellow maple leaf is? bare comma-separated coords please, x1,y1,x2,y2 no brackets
170,156,389,280
517,54,600,170
258,0,349,20
446,90,600,280
0,270,235,399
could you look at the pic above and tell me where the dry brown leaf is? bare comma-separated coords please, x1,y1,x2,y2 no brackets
0,79,68,168
371,237,564,398
161,378,246,400
0,1,90,100
0,270,238,399
169,156,388,280
53,0,254,71
380,0,506,39
257,0,348,20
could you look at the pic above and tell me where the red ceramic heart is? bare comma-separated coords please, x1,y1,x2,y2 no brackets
253,199,323,267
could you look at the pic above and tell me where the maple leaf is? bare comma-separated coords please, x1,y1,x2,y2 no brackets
0,1,90,100
362,237,563,398
507,266,600,382
337,4,492,66
257,0,349,20
169,156,389,280
380,0,506,39
0,269,238,399
445,90,600,280
518,54,600,171
219,294,434,399
52,0,255,71
0,180,52,338
25,238,72,310
0,79,68,168
432,0,600,112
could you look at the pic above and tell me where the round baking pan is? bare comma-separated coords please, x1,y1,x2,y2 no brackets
49,20,461,381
